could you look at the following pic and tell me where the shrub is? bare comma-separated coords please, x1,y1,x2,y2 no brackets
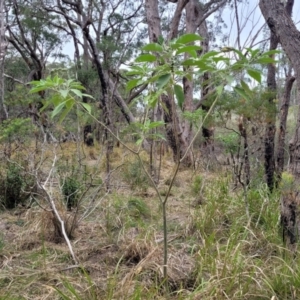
61,176,81,210
122,159,149,191
0,164,24,209
192,175,203,196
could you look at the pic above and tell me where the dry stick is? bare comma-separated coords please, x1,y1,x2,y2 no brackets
40,150,78,265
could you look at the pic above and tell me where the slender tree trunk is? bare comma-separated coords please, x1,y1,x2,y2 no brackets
277,74,295,176
0,0,8,122
198,12,214,149
82,23,114,190
264,31,278,192
264,0,293,192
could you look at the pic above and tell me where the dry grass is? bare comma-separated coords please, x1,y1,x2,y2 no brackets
0,142,299,299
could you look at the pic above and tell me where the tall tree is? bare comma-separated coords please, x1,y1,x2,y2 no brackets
0,0,7,121
145,0,227,165
259,0,300,247
264,0,294,192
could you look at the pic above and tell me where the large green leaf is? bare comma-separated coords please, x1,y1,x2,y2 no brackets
247,69,261,83
156,74,171,90
240,80,252,96
176,45,202,57
59,89,69,99
147,121,165,129
70,89,83,98
175,33,203,45
174,84,184,110
234,86,251,102
142,43,163,52
29,85,47,94
81,102,92,114
135,54,157,63
255,57,277,64
182,58,196,66
51,101,66,118
126,79,141,91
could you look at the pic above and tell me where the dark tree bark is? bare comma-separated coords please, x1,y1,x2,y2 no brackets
264,27,278,192
277,74,295,176
0,0,7,122
264,0,293,192
259,0,300,247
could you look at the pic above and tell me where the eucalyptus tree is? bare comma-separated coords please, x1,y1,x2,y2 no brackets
144,0,228,165
5,0,66,83
259,0,300,247
0,0,7,121
5,0,68,141
263,0,294,191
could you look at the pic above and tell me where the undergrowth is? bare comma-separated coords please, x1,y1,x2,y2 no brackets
0,155,298,300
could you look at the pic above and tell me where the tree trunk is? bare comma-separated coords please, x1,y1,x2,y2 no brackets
264,0,293,192
0,0,7,122
276,74,295,176
198,10,214,149
259,0,300,247
264,30,278,192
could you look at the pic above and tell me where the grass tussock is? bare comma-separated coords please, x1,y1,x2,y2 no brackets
1,143,300,300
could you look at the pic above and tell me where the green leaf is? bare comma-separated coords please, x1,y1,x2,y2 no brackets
216,85,224,96
212,56,230,63
149,133,166,140
82,93,94,99
182,58,196,66
175,33,203,45
240,80,252,96
176,45,202,57
156,74,171,89
136,138,143,146
51,101,66,119
58,106,73,123
147,121,165,129
81,102,92,114
135,54,157,63
247,69,261,83
158,36,164,45
65,98,75,109
29,86,47,94
201,51,219,60
193,60,214,71
142,43,163,52
174,84,184,110
234,86,251,102
256,57,277,64
70,89,83,98
246,48,260,58
39,101,50,113
126,79,140,91
51,94,62,107
59,89,69,99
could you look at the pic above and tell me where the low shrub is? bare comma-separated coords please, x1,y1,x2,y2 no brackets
0,164,24,209
61,176,81,210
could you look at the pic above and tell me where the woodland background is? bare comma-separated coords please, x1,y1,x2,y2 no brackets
1,0,300,299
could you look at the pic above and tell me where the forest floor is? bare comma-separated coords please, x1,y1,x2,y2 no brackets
0,142,299,300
